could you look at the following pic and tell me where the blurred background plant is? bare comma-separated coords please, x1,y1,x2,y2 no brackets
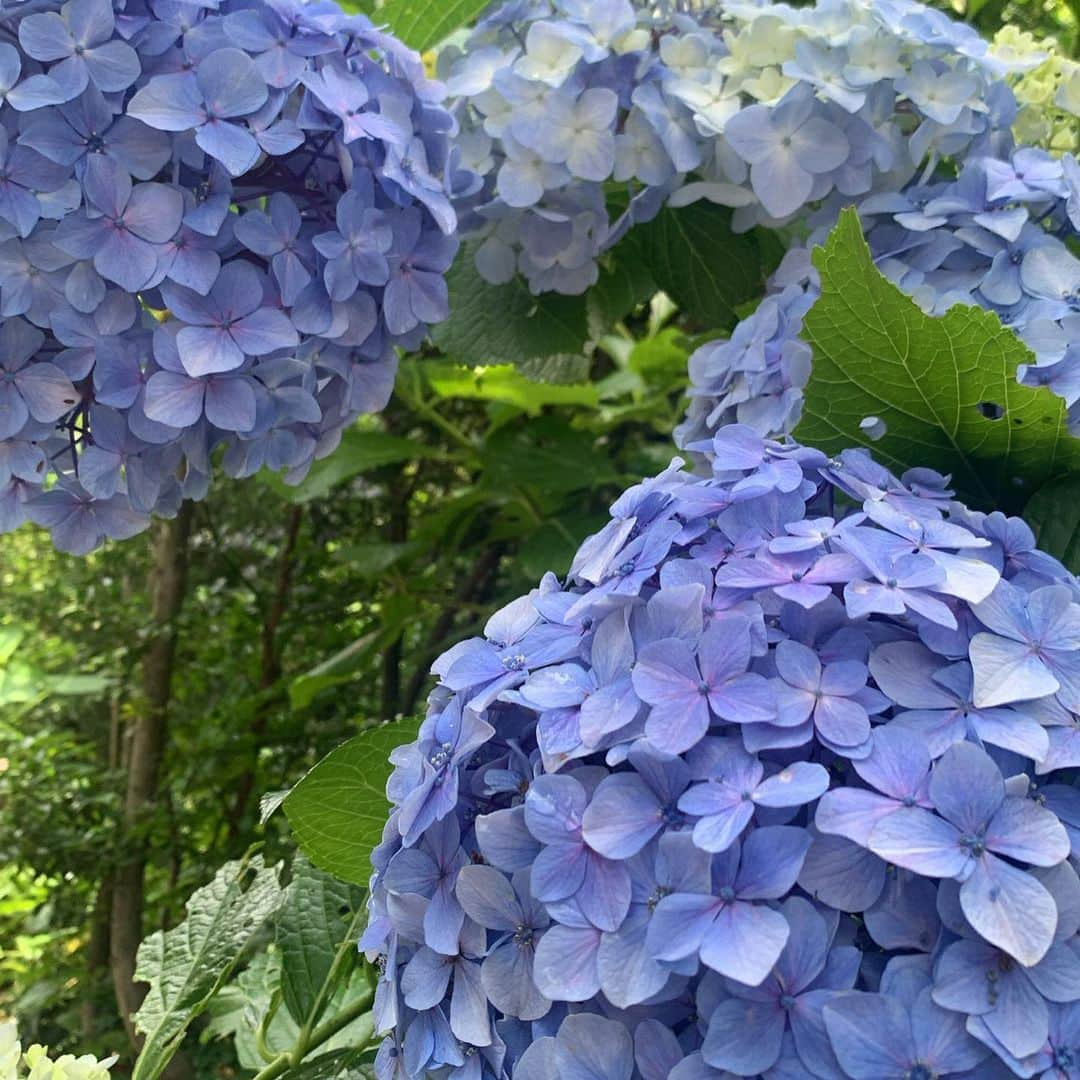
1,0,1076,1075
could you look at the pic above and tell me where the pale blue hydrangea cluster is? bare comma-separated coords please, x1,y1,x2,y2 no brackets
442,0,1030,295
362,429,1080,1079
676,145,1080,449
0,0,471,553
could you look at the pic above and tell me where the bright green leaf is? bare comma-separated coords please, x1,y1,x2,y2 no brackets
628,327,690,381
1024,475,1080,573
132,856,284,1080
794,207,1080,514
630,203,780,332
426,363,598,413
277,855,362,1028
376,0,490,51
284,720,420,886
432,248,589,368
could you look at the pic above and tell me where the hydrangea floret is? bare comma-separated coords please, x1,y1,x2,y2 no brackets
0,0,471,553
444,0,1034,296
361,424,1080,1078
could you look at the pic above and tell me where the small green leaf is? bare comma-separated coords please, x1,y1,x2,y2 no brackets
132,856,284,1080
1024,475,1080,574
277,855,362,1028
261,427,437,504
432,248,589,367
794,207,1080,514
284,720,420,886
628,327,690,380
426,362,599,413
289,632,382,710
376,0,490,51
630,203,780,332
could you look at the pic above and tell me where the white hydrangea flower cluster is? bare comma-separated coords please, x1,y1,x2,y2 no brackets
0,1022,115,1080
993,26,1080,156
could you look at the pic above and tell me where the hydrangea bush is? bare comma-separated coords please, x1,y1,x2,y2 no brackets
444,0,1036,296
362,426,1080,1078
677,144,1080,448
0,0,469,553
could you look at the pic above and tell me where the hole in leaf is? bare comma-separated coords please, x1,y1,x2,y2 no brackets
977,402,1004,420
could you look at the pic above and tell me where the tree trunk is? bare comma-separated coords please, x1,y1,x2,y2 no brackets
110,504,194,1050
226,505,304,845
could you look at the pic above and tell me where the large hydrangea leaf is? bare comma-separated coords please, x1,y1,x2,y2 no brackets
132,856,284,1080
794,207,1080,514
628,203,783,333
284,718,420,886
379,0,493,51
431,247,589,367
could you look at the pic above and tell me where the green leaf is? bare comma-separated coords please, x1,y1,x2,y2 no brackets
284,1049,373,1079
261,427,437,504
426,362,598,413
284,720,420,886
289,632,382,710
432,248,589,367
586,253,657,339
794,207,1080,514
132,855,284,1080
516,354,592,385
376,0,490,50
277,856,361,1028
1024,475,1080,573
628,327,691,381
629,203,780,332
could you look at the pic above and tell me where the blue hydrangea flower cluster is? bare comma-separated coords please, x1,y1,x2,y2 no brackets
0,0,470,554
677,144,1080,449
362,428,1080,1079
443,0,1028,295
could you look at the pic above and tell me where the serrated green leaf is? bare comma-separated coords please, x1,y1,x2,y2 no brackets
376,0,490,50
261,427,437,504
1024,475,1080,573
426,362,599,413
630,203,780,332
432,248,589,367
284,720,420,885
277,856,362,1028
794,207,1080,514
285,1048,373,1079
132,856,284,1080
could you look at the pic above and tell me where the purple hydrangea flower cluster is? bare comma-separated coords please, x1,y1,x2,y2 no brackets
677,145,1080,449
443,0,1028,295
362,428,1080,1079
0,0,471,554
